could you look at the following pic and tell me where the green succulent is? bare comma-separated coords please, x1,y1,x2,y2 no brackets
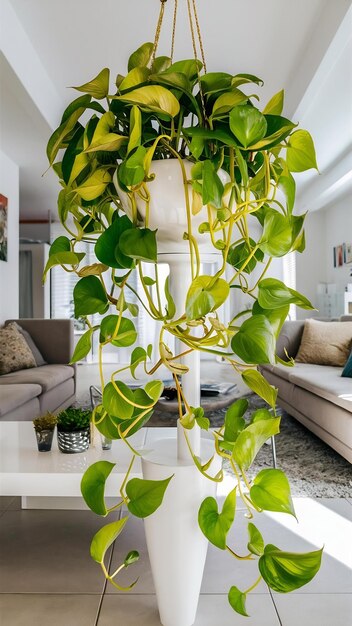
57,407,91,432
33,412,57,433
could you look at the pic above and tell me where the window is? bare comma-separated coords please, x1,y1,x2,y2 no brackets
283,252,297,320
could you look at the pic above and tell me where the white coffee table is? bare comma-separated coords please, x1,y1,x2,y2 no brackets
0,421,177,510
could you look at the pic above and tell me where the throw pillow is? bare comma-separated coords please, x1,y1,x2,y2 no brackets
341,351,352,378
295,319,352,367
0,322,36,375
6,321,46,366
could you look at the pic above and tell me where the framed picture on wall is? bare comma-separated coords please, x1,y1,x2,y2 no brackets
343,243,352,264
0,194,8,262
336,244,344,267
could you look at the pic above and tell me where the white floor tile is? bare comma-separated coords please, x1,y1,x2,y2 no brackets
234,497,352,594
195,594,280,625
98,593,280,626
274,593,352,626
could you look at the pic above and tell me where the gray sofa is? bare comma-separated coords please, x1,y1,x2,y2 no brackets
0,319,76,421
260,318,352,463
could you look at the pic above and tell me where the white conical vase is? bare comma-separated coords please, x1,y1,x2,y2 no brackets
142,436,221,626
114,158,230,254
115,158,226,625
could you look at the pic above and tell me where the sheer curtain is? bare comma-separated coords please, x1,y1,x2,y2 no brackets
50,223,161,364
283,252,297,320
19,250,33,318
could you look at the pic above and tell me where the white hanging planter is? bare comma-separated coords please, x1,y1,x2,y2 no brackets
142,434,221,626
114,158,230,254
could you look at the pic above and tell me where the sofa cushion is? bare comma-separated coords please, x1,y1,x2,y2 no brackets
0,383,42,417
39,378,75,413
288,363,352,413
0,322,36,374
7,321,46,366
260,362,293,382
295,319,352,366
0,364,74,392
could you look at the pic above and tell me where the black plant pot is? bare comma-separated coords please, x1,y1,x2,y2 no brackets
57,427,90,453
35,429,55,452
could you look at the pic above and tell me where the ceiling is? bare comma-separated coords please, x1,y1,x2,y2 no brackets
1,0,351,220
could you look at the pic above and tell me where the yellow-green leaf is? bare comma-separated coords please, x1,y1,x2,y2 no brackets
263,90,284,116
47,109,84,165
84,133,128,153
68,153,89,186
114,85,180,118
75,170,111,201
119,67,150,92
212,89,248,118
128,106,142,154
73,68,110,99
128,42,154,72
286,130,318,172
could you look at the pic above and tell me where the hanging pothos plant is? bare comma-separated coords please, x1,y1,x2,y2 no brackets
45,40,322,617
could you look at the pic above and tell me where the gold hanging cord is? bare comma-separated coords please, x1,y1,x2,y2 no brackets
151,0,167,67
187,0,207,73
152,0,208,121
152,0,207,72
170,0,178,61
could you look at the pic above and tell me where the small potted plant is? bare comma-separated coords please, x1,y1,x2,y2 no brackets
57,407,91,454
33,412,57,452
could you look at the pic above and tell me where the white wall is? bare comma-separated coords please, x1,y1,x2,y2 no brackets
325,195,352,291
296,210,326,319
296,194,352,319
0,150,19,324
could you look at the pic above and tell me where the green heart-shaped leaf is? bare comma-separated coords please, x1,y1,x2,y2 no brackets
126,476,173,518
119,227,157,263
81,461,116,516
232,417,280,470
100,315,137,348
247,522,264,556
186,275,229,319
250,469,296,517
95,216,134,269
241,369,277,409
259,544,323,592
258,278,313,310
231,315,276,365
90,517,128,564
43,251,85,281
228,586,248,617
259,211,292,257
102,381,135,420
286,130,318,172
70,327,95,363
198,488,236,549
230,105,267,148
223,399,248,442
73,275,109,316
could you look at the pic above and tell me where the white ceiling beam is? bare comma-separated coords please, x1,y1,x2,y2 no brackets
296,148,352,213
285,0,352,120
0,0,62,130
294,5,352,213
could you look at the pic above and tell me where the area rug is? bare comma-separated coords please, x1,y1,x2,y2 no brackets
76,391,352,498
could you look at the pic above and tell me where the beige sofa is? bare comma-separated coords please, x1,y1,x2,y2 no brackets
0,319,76,421
260,318,352,463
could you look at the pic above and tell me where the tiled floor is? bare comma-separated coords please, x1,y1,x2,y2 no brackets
0,496,351,625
